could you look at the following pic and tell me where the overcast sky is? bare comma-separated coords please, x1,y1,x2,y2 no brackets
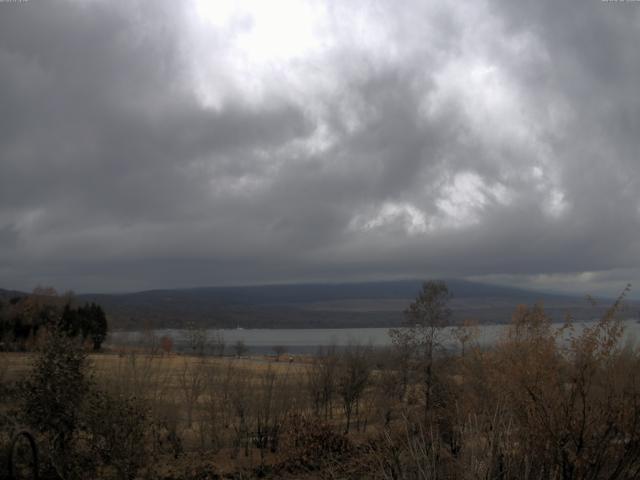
1,0,639,296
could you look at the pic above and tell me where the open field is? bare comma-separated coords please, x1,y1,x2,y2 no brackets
1,351,309,390
1,349,382,478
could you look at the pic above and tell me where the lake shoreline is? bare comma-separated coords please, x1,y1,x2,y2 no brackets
107,319,640,355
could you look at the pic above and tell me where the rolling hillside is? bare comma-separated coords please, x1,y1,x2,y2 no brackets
2,279,630,330
76,279,623,330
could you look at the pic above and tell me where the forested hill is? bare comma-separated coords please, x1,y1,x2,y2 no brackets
1,279,630,330
19,279,618,330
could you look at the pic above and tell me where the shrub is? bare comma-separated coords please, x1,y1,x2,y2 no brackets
276,414,353,474
18,325,150,480
83,391,149,480
19,326,92,479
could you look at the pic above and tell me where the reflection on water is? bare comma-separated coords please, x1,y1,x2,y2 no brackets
109,319,640,354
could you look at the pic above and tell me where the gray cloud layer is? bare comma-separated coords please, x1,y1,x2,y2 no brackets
0,0,639,295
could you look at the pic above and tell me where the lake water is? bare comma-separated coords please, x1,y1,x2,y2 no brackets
109,319,640,354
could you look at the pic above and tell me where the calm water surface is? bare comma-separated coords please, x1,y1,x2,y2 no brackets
110,319,640,354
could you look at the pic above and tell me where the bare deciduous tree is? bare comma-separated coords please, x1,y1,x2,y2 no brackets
389,280,452,421
273,345,286,360
451,318,479,357
185,322,208,356
210,329,226,357
306,345,339,420
338,344,372,433
233,339,248,357
177,357,206,428
160,335,174,355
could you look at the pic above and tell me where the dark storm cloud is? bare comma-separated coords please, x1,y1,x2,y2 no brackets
0,0,639,294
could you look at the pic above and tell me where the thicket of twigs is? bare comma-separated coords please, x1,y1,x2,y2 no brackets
1,284,640,479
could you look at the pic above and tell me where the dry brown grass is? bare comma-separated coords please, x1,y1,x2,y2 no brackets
0,352,33,383
4,292,640,480
1,351,305,383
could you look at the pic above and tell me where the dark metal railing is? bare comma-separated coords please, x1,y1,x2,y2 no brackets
6,430,38,480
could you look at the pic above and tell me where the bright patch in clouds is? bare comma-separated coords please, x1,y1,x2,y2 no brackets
193,0,323,62
546,189,568,218
437,172,511,228
187,0,329,107
349,202,431,236
350,172,514,236
364,202,429,235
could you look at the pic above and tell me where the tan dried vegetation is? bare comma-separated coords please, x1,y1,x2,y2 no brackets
1,282,640,479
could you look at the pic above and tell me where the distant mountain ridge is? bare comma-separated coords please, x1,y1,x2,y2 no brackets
1,279,628,330
84,278,583,304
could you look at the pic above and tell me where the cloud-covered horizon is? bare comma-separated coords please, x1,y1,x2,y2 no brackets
1,0,639,296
